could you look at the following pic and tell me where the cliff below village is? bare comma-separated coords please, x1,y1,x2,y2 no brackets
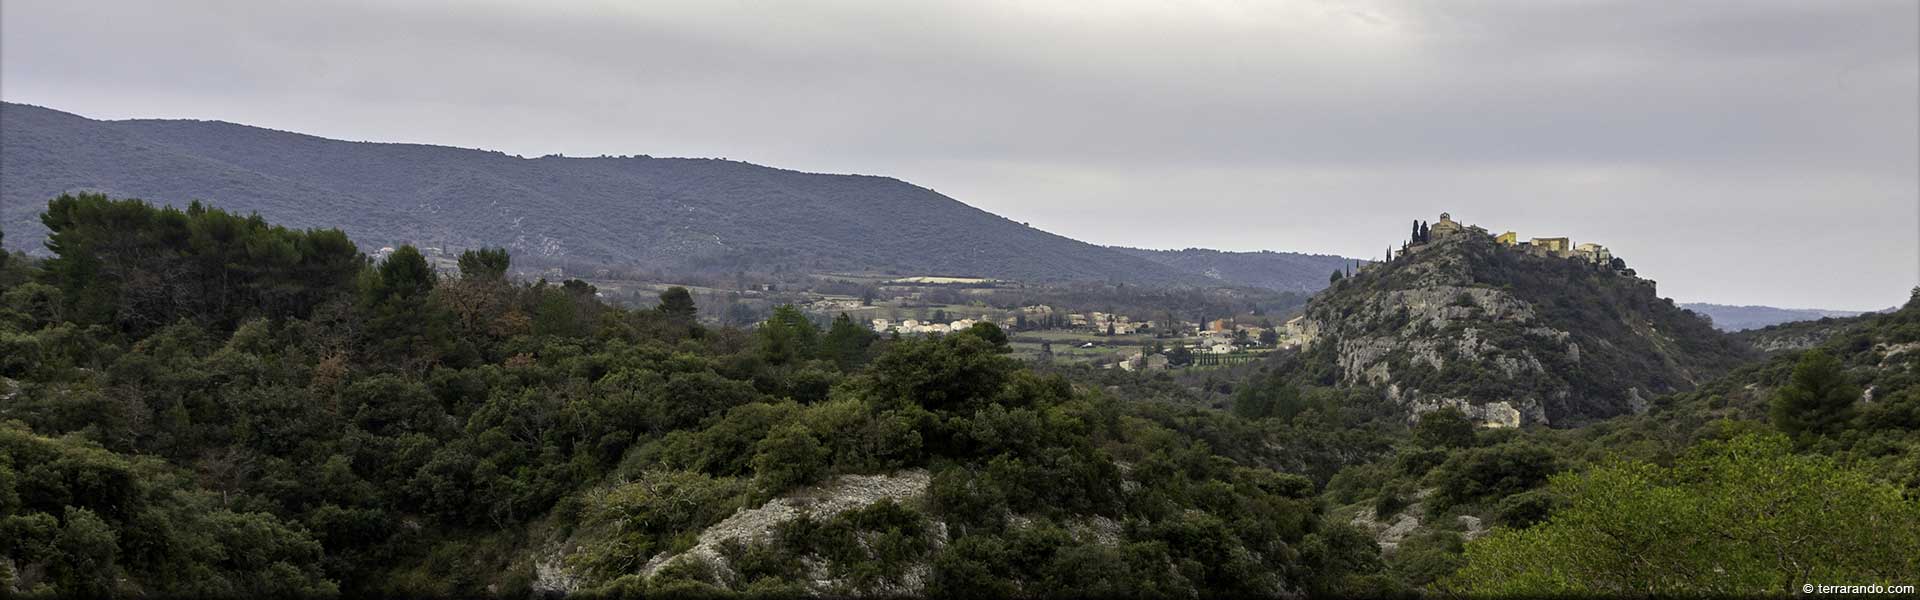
1293,214,1753,426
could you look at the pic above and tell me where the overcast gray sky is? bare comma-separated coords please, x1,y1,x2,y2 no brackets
4,0,1915,310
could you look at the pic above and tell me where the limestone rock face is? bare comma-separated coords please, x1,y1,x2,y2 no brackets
1405,393,1548,429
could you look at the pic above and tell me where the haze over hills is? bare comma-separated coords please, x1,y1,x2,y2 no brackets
1109,247,1356,294
1678,303,1869,332
1,102,1329,288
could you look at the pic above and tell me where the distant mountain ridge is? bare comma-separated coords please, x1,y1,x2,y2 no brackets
0,102,1310,288
1679,303,1868,332
1109,247,1355,294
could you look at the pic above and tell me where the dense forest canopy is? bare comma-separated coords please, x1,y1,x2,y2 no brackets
0,195,1381,598
2,194,1916,598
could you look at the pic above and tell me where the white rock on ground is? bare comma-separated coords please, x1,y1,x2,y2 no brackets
641,469,932,578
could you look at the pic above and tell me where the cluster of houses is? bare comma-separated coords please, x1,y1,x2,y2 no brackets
864,303,1323,371
1110,317,1313,371
870,305,1157,337
870,317,983,335
1070,312,1143,335
1492,230,1613,264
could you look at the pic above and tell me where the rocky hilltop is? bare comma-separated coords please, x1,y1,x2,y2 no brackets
1295,213,1752,427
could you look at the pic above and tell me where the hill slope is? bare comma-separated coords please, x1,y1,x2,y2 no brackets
1634,287,1920,482
0,102,1216,286
1293,215,1753,426
1109,247,1354,294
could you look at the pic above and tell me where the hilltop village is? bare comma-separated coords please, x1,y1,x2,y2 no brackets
1297,212,1646,359
1394,212,1631,275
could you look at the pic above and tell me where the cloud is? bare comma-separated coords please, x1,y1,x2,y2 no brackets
3,0,1914,309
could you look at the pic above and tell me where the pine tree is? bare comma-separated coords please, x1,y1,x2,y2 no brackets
822,312,874,369
658,286,698,323
457,247,511,280
1770,350,1860,438
757,305,820,365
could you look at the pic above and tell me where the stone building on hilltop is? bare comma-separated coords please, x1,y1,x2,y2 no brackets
1429,212,1464,238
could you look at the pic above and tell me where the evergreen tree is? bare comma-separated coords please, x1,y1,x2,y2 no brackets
1770,350,1860,439
361,245,448,363
964,321,1011,352
658,286,699,323
39,193,361,335
1413,408,1476,448
822,312,875,369
1168,345,1194,366
757,304,820,365
365,245,436,304
457,247,511,280
1231,380,1303,420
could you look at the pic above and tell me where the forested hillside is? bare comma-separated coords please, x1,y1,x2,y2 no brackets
0,195,1384,598
0,103,1215,286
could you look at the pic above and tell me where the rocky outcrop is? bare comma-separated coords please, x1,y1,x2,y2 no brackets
1394,382,1550,428
643,470,933,581
1313,282,1567,426
1298,217,1750,425
1350,507,1423,553
532,549,586,596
